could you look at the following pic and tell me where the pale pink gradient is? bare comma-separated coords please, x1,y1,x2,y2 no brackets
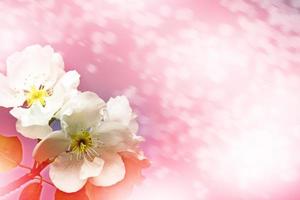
0,0,300,200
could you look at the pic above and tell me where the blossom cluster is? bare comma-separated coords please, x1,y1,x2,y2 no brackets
0,45,144,194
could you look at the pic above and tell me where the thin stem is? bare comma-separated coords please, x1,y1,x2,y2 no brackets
0,160,52,196
32,160,38,170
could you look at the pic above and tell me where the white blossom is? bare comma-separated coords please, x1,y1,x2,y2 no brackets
33,92,142,193
0,45,80,139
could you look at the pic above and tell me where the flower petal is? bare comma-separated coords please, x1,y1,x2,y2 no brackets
10,104,54,139
16,121,52,139
46,70,80,115
94,121,133,152
33,131,70,162
0,73,25,108
90,153,125,187
129,116,139,134
10,104,54,127
56,70,80,91
57,91,105,135
49,153,86,193
6,45,64,91
80,157,104,180
106,96,132,125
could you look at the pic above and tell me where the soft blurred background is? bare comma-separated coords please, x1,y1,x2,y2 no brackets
0,0,300,199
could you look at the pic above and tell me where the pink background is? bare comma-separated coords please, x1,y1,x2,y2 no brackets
1,0,300,199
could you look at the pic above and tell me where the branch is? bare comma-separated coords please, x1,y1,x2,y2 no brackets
0,160,51,196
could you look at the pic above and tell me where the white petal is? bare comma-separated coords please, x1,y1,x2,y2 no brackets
129,117,139,134
90,153,125,186
10,92,64,140
80,157,104,180
6,45,64,91
10,104,56,139
94,121,133,152
58,92,105,135
106,96,132,126
44,70,80,115
10,104,54,127
15,120,52,139
33,131,70,162
42,71,78,120
56,70,80,91
0,73,25,107
49,153,86,193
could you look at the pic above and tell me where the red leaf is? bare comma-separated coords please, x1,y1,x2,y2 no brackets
19,182,42,200
55,188,89,200
86,152,150,200
0,134,23,172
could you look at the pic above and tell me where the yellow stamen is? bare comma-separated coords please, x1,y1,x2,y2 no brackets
26,86,49,107
70,130,93,155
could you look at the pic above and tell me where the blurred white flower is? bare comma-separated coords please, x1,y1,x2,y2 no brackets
0,45,80,139
33,92,142,193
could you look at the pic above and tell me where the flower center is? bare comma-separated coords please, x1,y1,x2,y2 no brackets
70,130,94,155
25,85,50,107
68,129,101,160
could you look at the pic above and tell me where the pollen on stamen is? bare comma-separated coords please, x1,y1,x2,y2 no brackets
69,130,100,161
25,85,51,107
